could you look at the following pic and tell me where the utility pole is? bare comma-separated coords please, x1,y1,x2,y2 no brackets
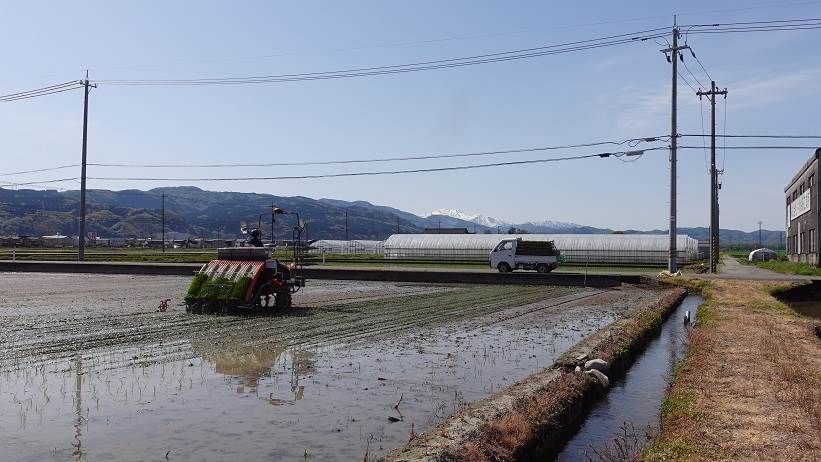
661,21,688,273
345,211,349,241
758,221,763,248
78,73,93,261
77,72,97,261
697,81,728,273
161,193,166,253
271,202,275,245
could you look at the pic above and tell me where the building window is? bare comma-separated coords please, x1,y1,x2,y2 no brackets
811,229,816,253
801,183,805,195
810,174,815,189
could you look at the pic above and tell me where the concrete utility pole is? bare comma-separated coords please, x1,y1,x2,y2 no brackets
345,211,349,241
78,72,97,261
161,193,166,253
661,22,688,273
697,81,728,273
758,221,763,248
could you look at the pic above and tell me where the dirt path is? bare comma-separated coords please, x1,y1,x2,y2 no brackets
644,279,821,461
714,255,810,280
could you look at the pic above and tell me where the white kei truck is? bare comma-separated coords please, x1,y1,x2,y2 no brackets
489,238,563,273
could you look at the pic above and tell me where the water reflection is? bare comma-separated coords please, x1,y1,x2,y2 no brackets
198,343,317,405
73,355,83,460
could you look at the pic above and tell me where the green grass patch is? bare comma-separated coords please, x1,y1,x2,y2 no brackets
694,301,716,327
756,259,821,276
637,308,663,331
642,437,703,462
763,282,796,295
658,277,712,294
660,391,703,422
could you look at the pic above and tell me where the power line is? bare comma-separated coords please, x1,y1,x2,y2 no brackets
5,144,819,187
0,136,667,177
88,136,666,168
684,17,821,27
0,164,80,177
680,134,821,139
0,177,79,187
91,16,680,72
689,49,713,82
86,148,661,182
0,81,84,102
93,28,669,86
680,145,820,149
676,68,698,93
3,134,817,177
687,23,821,35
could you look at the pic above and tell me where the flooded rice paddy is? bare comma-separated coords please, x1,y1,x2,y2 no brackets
0,273,654,461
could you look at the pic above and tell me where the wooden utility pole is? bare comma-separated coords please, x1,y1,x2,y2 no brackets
661,22,688,273
697,81,728,273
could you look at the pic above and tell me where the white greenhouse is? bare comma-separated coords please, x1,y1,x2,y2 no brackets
383,234,700,266
308,239,385,255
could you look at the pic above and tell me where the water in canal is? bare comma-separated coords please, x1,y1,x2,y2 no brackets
555,294,703,461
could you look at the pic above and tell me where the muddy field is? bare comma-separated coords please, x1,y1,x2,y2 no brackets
0,273,658,461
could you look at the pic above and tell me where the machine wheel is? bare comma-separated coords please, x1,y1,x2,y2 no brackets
536,263,549,273
497,262,512,273
275,290,292,309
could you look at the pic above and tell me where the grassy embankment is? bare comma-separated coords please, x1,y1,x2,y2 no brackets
733,252,821,276
643,278,821,461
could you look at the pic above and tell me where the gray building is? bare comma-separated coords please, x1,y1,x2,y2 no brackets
785,148,821,266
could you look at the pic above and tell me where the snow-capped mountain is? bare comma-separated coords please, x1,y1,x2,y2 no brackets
519,220,582,231
426,208,508,228
426,208,583,232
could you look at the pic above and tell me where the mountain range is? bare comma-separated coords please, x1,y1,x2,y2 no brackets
0,186,785,246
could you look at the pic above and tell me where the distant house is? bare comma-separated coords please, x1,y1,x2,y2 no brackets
423,228,469,234
41,235,73,248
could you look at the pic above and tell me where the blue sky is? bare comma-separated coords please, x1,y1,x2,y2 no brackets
2,1,820,231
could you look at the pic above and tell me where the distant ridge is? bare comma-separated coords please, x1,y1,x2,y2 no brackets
0,187,784,245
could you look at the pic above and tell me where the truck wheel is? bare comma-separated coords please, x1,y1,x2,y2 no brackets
497,262,512,273
536,264,549,273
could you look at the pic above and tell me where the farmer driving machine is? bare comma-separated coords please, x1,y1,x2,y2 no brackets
184,207,306,314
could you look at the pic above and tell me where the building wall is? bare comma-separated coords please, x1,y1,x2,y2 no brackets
785,150,821,266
